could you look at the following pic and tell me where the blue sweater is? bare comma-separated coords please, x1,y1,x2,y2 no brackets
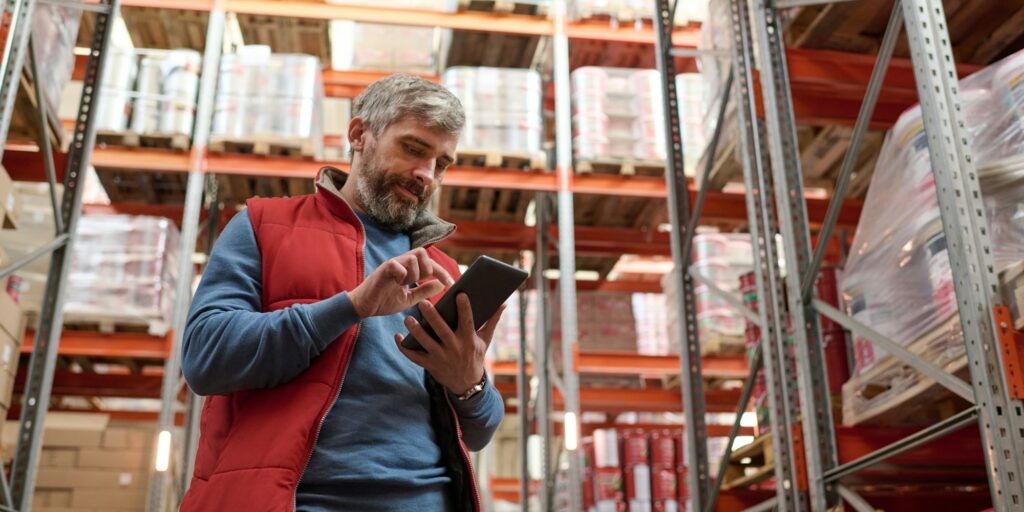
182,209,504,511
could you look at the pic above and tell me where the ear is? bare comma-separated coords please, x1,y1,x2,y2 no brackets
349,117,368,153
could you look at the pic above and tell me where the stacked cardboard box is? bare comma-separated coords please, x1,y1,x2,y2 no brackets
3,413,154,512
554,291,638,353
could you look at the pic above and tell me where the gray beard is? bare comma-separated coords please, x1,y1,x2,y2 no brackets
354,160,426,232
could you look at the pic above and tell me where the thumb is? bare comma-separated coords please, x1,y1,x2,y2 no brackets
477,304,507,346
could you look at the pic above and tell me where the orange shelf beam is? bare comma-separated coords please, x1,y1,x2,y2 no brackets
489,352,748,379
21,330,172,359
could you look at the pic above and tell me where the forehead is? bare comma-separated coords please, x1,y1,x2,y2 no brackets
382,117,459,151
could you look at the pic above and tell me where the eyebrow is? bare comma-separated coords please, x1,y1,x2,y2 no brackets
402,135,455,168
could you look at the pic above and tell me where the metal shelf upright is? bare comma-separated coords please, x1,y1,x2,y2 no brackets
0,0,120,510
657,0,1024,510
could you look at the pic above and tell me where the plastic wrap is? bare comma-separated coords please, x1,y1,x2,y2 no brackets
675,73,706,177
212,47,324,151
31,5,82,121
572,67,667,162
841,48,1024,424
130,49,202,137
443,67,545,155
96,48,138,133
843,48,1024,375
663,234,753,355
695,0,739,188
330,21,447,75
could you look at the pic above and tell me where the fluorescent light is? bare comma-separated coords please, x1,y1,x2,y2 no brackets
564,412,578,451
155,430,171,472
542,269,600,281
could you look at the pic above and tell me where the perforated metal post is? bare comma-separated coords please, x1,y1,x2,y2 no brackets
726,0,803,508
900,0,1024,508
0,0,36,156
746,1,841,508
653,0,709,508
9,2,118,509
534,194,552,511
146,6,225,512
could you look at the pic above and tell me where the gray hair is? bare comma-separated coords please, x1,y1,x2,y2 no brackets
353,74,465,137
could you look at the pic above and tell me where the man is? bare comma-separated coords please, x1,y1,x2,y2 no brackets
180,74,505,512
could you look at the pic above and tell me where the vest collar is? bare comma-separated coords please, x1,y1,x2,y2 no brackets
315,166,457,248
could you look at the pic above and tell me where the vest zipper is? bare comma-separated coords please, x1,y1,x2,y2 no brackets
444,393,482,511
294,213,367,511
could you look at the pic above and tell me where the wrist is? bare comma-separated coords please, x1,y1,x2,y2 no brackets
453,371,487,400
348,289,369,318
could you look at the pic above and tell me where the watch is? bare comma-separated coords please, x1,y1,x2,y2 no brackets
457,373,488,401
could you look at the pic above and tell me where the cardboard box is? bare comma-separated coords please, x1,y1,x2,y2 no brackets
103,425,153,450
35,489,73,507
72,488,146,510
0,167,12,230
42,413,109,448
3,185,21,230
77,447,145,470
40,447,78,467
0,358,15,409
37,468,144,489
0,325,19,377
0,286,23,342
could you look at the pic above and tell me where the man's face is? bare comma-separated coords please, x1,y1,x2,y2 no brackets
354,117,458,231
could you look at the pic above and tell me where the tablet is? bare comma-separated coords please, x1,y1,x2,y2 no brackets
400,255,529,352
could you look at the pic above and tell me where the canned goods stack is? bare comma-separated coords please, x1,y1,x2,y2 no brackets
840,47,1024,424
330,21,446,75
663,234,754,356
131,49,202,138
571,67,667,164
212,46,324,156
442,67,545,157
674,73,707,177
96,48,138,133
649,431,679,512
592,429,626,512
622,430,651,512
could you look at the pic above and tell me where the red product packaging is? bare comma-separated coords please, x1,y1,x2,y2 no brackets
822,329,851,394
676,467,689,503
595,467,624,501
624,464,651,500
584,470,596,509
650,431,675,469
584,437,597,470
653,500,680,512
816,266,841,332
651,467,677,501
622,430,650,467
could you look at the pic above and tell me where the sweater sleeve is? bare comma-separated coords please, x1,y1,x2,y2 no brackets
448,375,505,452
181,210,360,396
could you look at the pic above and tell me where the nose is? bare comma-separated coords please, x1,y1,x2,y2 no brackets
412,161,435,189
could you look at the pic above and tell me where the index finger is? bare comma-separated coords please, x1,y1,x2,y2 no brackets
429,260,455,287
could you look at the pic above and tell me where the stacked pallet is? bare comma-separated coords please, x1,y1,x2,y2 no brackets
210,45,324,159
2,414,158,512
840,48,1024,426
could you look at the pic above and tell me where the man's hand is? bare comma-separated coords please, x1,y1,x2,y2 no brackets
395,293,506,396
349,248,455,318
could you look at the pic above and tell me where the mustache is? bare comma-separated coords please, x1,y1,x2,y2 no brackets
386,176,427,201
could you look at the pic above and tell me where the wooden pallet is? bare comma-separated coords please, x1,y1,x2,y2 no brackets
209,136,320,158
438,185,533,223
785,1,1024,66
447,1,545,68
723,434,775,490
95,169,189,204
95,130,191,151
25,312,169,337
455,149,547,171
118,7,208,51
458,0,548,16
842,315,971,426
575,157,665,177
216,175,314,206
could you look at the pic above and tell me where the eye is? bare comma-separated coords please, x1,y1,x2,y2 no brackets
404,143,425,157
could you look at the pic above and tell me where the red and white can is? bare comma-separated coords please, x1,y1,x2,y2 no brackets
651,467,677,501
622,430,650,467
594,429,620,468
653,500,679,512
584,470,597,510
629,499,652,512
596,499,627,512
676,467,689,503
625,464,651,500
650,431,675,469
595,467,624,501
584,437,597,469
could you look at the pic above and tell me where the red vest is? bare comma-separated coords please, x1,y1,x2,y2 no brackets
180,183,479,511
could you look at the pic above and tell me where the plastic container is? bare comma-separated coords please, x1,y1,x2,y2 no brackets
594,428,620,468
622,430,649,467
651,468,677,501
649,431,675,469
